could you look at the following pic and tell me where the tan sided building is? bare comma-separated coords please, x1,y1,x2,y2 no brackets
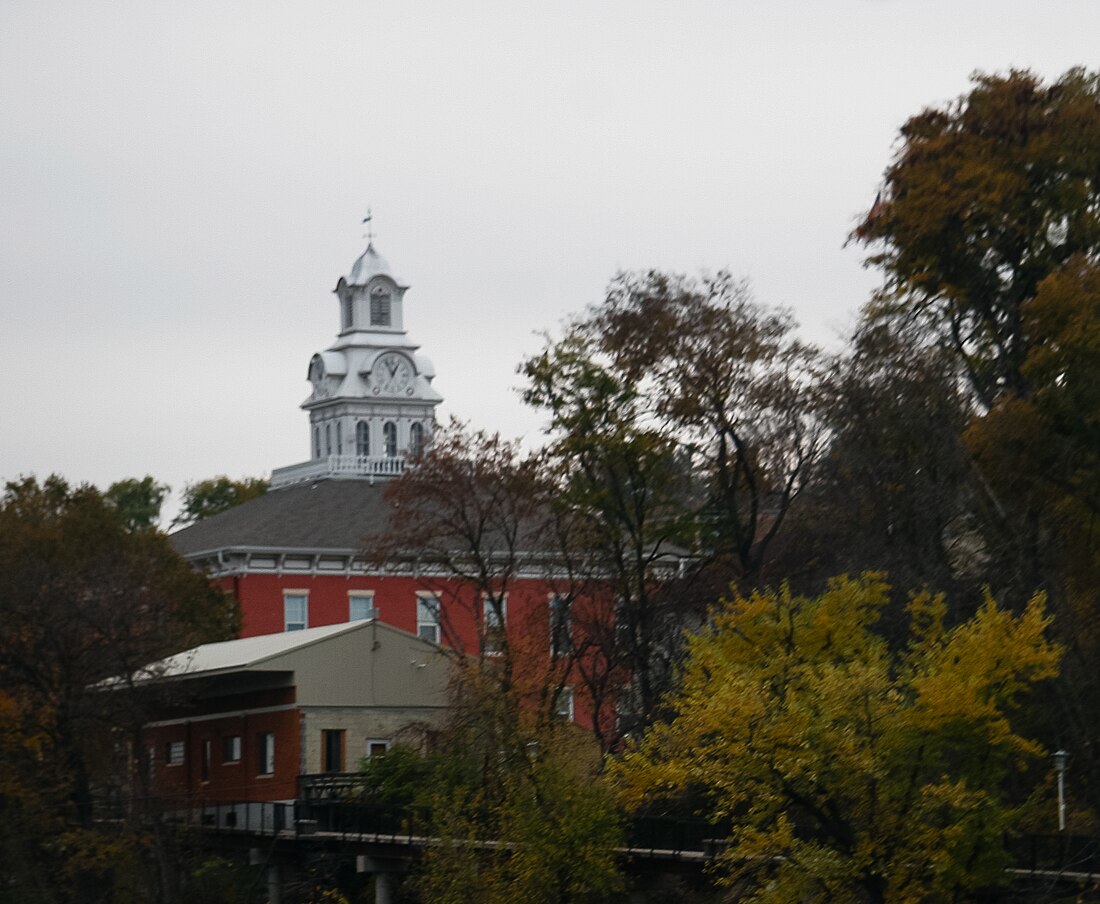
139,619,449,803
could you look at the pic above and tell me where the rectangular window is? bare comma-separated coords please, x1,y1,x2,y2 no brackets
549,596,572,657
366,739,391,759
257,732,275,775
322,730,345,773
166,740,185,766
417,594,440,644
482,595,506,655
554,687,575,722
201,739,212,781
370,292,391,326
223,735,241,763
349,593,376,622
284,592,308,632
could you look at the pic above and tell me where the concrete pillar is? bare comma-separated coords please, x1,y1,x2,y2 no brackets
357,856,397,904
374,871,395,904
266,864,281,904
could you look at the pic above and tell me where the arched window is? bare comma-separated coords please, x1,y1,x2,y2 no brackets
383,421,397,457
409,422,425,458
336,421,343,454
370,289,391,327
356,421,370,457
340,295,352,330
325,423,332,456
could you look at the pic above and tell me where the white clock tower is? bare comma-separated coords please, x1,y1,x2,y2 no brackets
270,238,442,488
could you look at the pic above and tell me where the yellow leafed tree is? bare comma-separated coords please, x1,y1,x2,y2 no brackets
613,575,1060,904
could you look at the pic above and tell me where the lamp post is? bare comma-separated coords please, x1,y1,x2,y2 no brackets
1052,749,1068,832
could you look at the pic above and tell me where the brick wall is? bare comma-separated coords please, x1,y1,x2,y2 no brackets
144,696,301,802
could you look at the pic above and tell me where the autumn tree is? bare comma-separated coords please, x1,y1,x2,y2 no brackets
970,255,1100,523
0,476,238,901
367,421,581,724
965,255,1100,816
171,475,268,529
614,575,1061,903
411,662,624,904
855,68,1100,409
855,67,1100,812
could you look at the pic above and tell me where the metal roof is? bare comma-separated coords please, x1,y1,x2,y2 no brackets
147,621,366,679
345,243,392,285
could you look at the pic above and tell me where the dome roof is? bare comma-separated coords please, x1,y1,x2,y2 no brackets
346,243,392,285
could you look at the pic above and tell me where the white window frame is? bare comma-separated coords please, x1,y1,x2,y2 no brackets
349,592,376,622
365,738,391,758
257,732,275,776
223,735,242,763
482,594,506,655
284,591,308,632
554,686,575,722
166,740,185,766
417,593,441,645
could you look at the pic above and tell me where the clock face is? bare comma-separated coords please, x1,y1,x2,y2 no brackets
374,352,414,395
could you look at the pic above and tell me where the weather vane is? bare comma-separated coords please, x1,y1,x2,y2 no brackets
362,208,376,244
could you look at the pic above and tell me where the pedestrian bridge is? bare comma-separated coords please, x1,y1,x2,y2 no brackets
117,796,1100,904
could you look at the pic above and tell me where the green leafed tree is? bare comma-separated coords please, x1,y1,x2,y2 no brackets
522,272,824,736
587,271,827,581
171,475,269,529
105,475,171,532
523,329,700,736
613,575,1060,904
773,317,991,629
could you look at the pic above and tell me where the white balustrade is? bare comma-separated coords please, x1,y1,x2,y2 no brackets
271,455,407,489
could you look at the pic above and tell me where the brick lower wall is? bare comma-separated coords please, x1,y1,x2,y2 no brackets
144,706,301,803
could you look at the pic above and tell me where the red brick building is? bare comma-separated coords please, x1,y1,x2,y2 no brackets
169,236,601,732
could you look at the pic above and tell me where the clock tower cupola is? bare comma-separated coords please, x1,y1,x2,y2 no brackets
270,231,443,489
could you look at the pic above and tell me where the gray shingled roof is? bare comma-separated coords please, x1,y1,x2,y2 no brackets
168,479,393,555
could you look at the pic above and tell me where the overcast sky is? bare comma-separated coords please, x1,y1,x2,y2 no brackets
3,1,1098,514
